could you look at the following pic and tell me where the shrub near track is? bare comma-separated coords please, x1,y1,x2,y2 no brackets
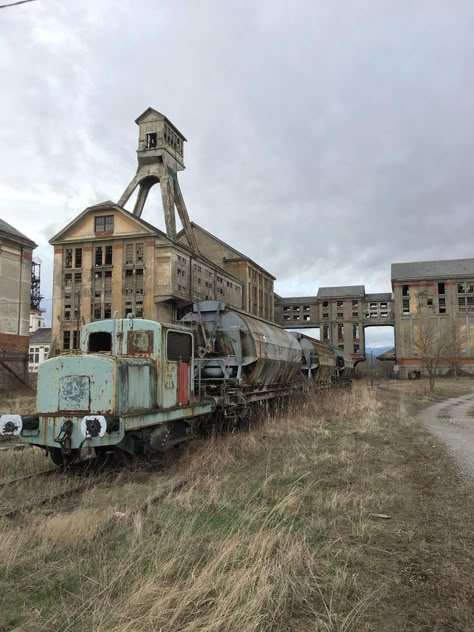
0,381,473,631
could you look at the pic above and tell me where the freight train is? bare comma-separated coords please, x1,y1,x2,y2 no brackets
0,301,353,465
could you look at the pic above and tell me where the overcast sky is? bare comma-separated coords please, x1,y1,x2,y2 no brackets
1,0,473,347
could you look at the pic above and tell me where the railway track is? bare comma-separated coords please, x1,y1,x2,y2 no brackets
0,467,58,488
0,455,130,520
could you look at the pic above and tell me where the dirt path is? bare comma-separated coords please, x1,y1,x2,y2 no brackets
419,390,474,480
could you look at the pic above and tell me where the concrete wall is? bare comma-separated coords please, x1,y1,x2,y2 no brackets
393,278,474,377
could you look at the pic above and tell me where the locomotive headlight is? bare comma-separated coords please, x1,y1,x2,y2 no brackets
0,414,23,436
80,415,107,438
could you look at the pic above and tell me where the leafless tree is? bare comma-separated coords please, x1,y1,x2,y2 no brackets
412,310,452,392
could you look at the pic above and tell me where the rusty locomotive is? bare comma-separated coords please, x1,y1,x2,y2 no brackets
0,301,353,465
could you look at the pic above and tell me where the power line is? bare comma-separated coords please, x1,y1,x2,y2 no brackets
0,0,38,8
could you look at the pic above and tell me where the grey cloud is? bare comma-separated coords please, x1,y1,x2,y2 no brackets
1,0,474,346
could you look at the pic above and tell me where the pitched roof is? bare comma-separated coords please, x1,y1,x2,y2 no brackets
276,296,318,305
177,222,276,280
317,285,365,299
392,258,474,281
30,327,52,344
365,292,393,302
49,201,169,244
0,218,36,248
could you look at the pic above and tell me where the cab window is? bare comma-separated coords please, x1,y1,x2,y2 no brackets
167,331,192,362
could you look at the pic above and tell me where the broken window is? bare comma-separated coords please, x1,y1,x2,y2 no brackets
323,324,329,341
74,273,81,283
337,312,343,318
370,311,378,318
95,215,114,233
64,273,72,287
63,330,71,350
369,302,377,309
65,249,73,269
303,315,311,321
74,248,82,268
89,331,112,353
380,302,387,309
322,313,328,318
427,299,433,307
93,304,102,319
72,330,79,350
293,315,300,320
136,243,144,263
458,297,466,310
468,296,474,310
303,305,310,311
105,245,113,266
381,311,388,317
95,247,103,266
283,306,290,312
104,303,112,319
439,297,446,314
402,298,409,314
322,301,328,308
353,344,360,353
337,323,344,339
402,285,409,296
125,244,134,265
145,132,157,148
438,282,445,295
352,324,359,339
458,283,465,294
352,300,358,307
352,312,358,318
337,300,343,307
468,282,474,294
292,306,300,311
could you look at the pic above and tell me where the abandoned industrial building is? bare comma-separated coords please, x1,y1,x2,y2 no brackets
0,219,37,388
391,259,474,378
30,107,474,381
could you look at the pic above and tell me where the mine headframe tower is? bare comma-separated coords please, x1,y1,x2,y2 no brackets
118,107,199,253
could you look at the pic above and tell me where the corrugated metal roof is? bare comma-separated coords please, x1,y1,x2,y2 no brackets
30,327,52,344
392,259,474,281
365,292,393,302
0,218,36,248
317,285,365,298
276,296,318,305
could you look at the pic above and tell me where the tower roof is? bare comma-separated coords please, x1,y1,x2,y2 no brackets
134,107,187,141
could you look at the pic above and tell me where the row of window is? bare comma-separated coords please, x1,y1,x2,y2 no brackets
403,282,474,297
65,241,144,270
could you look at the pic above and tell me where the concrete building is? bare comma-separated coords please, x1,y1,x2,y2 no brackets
0,218,37,389
177,223,275,321
392,258,474,378
29,327,51,372
50,202,244,351
274,286,394,362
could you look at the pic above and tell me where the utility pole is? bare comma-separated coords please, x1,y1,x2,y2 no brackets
370,350,374,388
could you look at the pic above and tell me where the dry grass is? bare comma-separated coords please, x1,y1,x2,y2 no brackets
1,381,474,631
